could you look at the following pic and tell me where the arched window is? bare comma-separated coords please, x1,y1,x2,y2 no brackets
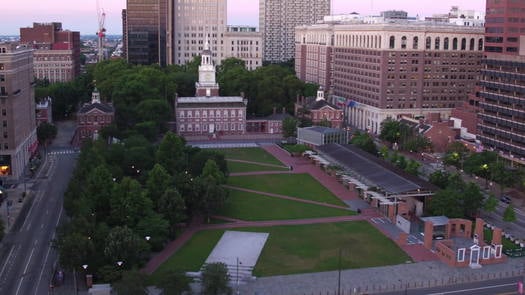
478,38,484,51
401,36,407,49
461,38,466,50
469,38,475,50
425,37,431,50
444,37,449,50
413,36,419,49
453,37,458,50
435,37,440,50
389,36,395,49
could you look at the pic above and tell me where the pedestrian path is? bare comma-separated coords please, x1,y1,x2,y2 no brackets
226,158,288,169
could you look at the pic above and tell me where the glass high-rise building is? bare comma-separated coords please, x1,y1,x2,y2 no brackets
477,0,525,162
125,0,168,65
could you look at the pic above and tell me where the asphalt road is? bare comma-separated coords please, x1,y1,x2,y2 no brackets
374,276,523,295
0,148,78,295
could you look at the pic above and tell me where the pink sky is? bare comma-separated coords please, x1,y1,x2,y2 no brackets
2,0,485,35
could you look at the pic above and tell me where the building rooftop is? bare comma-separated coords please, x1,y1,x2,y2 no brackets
301,126,343,134
177,96,245,104
317,143,438,194
78,102,114,114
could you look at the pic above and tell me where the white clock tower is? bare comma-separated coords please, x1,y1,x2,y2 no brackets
196,41,220,96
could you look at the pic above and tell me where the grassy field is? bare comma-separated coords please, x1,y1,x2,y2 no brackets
250,221,411,276
227,160,289,173
150,222,410,279
217,189,354,221
228,174,346,206
215,148,284,166
149,230,225,283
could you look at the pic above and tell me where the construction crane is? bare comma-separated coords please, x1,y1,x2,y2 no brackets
96,0,106,62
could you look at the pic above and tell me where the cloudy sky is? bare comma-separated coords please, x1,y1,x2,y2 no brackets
2,0,485,35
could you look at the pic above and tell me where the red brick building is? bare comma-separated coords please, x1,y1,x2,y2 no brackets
35,97,53,125
175,43,247,137
20,22,80,83
72,88,115,146
295,21,484,134
295,88,343,128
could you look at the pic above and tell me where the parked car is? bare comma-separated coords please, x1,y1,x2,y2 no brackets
500,195,512,204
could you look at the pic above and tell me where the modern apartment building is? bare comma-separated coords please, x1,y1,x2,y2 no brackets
477,0,525,162
223,26,262,70
0,43,38,179
260,0,330,63
171,0,227,66
295,21,484,133
20,22,80,83
125,0,168,65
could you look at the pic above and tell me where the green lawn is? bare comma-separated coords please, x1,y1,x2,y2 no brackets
250,221,411,276
150,222,410,279
227,161,289,173
228,174,346,206
149,230,225,283
217,189,354,221
215,148,284,166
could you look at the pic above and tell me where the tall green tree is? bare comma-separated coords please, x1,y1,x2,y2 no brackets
103,226,148,267
109,177,153,227
112,270,148,295
157,271,192,295
201,262,232,295
503,204,517,222
282,117,298,138
36,122,57,146
156,132,187,175
351,131,378,155
158,188,187,235
484,194,498,213
145,164,173,207
135,213,169,251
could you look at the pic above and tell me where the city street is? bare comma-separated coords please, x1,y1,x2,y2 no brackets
0,148,78,295
375,276,521,295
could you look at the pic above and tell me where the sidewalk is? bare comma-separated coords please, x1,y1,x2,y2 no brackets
239,257,525,295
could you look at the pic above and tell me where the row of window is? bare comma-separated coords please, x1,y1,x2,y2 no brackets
79,115,112,124
179,123,244,132
178,109,243,118
389,36,483,51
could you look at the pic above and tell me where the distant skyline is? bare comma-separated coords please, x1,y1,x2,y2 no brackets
2,0,485,35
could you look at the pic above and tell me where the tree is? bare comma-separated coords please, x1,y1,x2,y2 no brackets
201,262,231,295
282,117,298,138
462,182,484,218
503,204,517,222
484,194,498,213
103,226,148,267
201,160,226,184
135,213,169,251
428,187,463,218
36,122,57,146
109,177,153,227
404,159,421,176
54,231,94,271
429,171,451,189
81,165,114,221
156,132,187,175
158,188,187,236
192,175,228,219
490,161,517,196
157,271,192,295
112,270,148,295
443,142,470,168
351,131,378,155
146,164,173,207
379,118,402,143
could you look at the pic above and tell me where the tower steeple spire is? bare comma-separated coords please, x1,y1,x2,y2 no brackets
196,42,219,97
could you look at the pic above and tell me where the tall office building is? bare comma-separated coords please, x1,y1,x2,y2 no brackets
223,26,262,70
125,0,168,65
260,0,330,63
171,0,227,65
295,21,484,133
477,0,525,163
0,43,38,179
20,22,80,83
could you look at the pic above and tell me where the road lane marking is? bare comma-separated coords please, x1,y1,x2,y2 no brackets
33,241,53,295
22,190,45,231
426,283,516,295
15,247,35,295
0,246,14,279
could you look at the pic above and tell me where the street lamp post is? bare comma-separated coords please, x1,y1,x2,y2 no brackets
236,257,241,295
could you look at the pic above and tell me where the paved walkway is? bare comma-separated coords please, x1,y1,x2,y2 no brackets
226,158,288,168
